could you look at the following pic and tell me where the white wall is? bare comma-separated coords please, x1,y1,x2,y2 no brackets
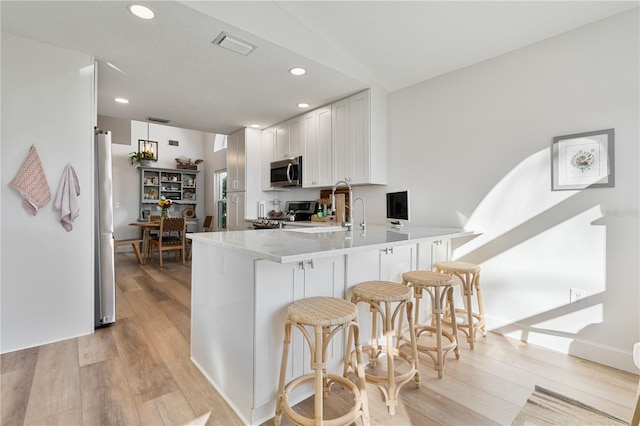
383,10,639,371
111,120,214,240
1,34,96,352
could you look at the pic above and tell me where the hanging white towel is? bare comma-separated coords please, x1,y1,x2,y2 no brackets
9,145,52,215
54,164,81,231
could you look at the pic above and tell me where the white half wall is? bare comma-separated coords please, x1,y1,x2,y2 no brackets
1,34,96,353
384,9,639,371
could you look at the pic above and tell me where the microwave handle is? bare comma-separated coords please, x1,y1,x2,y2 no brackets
286,163,292,183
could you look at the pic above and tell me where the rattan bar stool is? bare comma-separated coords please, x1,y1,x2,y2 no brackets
435,260,485,349
274,297,370,426
348,281,420,416
401,270,459,378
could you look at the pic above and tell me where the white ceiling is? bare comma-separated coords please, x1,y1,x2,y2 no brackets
2,1,637,135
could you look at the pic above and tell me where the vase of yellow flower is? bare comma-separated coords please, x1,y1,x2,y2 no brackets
158,197,172,218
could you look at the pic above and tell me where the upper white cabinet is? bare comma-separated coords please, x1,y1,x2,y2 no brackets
227,129,246,191
262,88,387,189
302,106,332,188
332,89,387,185
274,117,301,160
227,127,263,226
261,127,275,191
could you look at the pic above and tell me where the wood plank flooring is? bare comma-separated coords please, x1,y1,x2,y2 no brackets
2,251,638,425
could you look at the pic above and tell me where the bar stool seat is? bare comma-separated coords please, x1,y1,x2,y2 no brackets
401,270,459,378
275,297,369,426
349,281,419,416
435,260,485,349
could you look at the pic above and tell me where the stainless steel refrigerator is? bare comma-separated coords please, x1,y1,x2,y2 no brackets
94,128,116,327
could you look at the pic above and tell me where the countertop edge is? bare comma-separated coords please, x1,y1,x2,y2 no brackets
188,228,477,264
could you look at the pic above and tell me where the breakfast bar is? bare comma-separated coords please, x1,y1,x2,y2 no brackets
188,226,474,425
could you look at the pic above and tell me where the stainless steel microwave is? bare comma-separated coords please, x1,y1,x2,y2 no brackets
270,156,302,187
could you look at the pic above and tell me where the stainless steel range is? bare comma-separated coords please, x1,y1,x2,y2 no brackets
252,200,317,229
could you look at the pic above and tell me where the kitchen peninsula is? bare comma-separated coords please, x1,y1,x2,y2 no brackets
188,225,474,425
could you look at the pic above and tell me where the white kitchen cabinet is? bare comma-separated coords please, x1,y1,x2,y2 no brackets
417,238,450,270
226,192,247,231
332,89,387,185
302,106,332,188
254,256,345,410
227,129,246,191
346,244,416,343
261,127,275,191
274,117,301,160
227,127,263,223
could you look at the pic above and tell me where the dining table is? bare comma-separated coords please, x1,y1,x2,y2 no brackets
129,219,197,260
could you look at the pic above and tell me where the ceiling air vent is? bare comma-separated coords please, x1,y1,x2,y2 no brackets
147,116,170,124
212,31,256,56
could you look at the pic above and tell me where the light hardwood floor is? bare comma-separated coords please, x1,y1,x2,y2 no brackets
2,252,638,425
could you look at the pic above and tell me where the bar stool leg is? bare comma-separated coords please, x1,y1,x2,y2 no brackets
385,307,396,415
433,286,444,378
447,286,460,360
463,272,476,349
314,326,323,424
406,300,421,387
474,273,487,337
274,321,292,426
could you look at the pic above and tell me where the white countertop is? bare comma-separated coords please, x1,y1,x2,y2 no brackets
188,225,475,263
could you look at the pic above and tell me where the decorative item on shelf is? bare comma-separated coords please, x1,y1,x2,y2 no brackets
182,207,196,218
158,196,172,218
175,155,204,170
130,139,158,166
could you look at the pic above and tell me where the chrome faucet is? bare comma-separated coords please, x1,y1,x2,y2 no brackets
353,197,366,230
331,180,353,231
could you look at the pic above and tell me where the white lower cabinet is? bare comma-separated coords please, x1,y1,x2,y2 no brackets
346,244,416,344
253,256,346,412
227,192,246,231
417,238,450,270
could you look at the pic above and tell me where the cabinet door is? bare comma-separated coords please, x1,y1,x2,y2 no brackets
300,257,346,378
274,118,301,160
346,245,415,346
417,239,450,271
227,192,246,230
288,118,301,159
348,90,371,185
332,98,349,182
274,124,289,160
316,106,333,187
254,260,304,408
301,110,318,187
253,256,344,409
379,244,415,283
227,130,246,191
261,128,274,191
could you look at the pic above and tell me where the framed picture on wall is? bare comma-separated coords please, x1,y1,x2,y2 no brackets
551,128,614,190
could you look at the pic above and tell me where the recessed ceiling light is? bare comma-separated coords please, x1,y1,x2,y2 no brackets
128,4,155,20
289,67,306,76
250,124,261,129
297,103,310,108
114,97,129,104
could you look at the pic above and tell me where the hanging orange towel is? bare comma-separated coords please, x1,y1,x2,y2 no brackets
10,146,51,216
54,164,81,231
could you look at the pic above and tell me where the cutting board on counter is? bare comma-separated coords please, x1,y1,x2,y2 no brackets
320,189,349,223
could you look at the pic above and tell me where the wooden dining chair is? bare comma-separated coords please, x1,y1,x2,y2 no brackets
202,215,214,232
145,215,163,258
150,217,186,268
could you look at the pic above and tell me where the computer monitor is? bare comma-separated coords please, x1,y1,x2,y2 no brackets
386,190,409,226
